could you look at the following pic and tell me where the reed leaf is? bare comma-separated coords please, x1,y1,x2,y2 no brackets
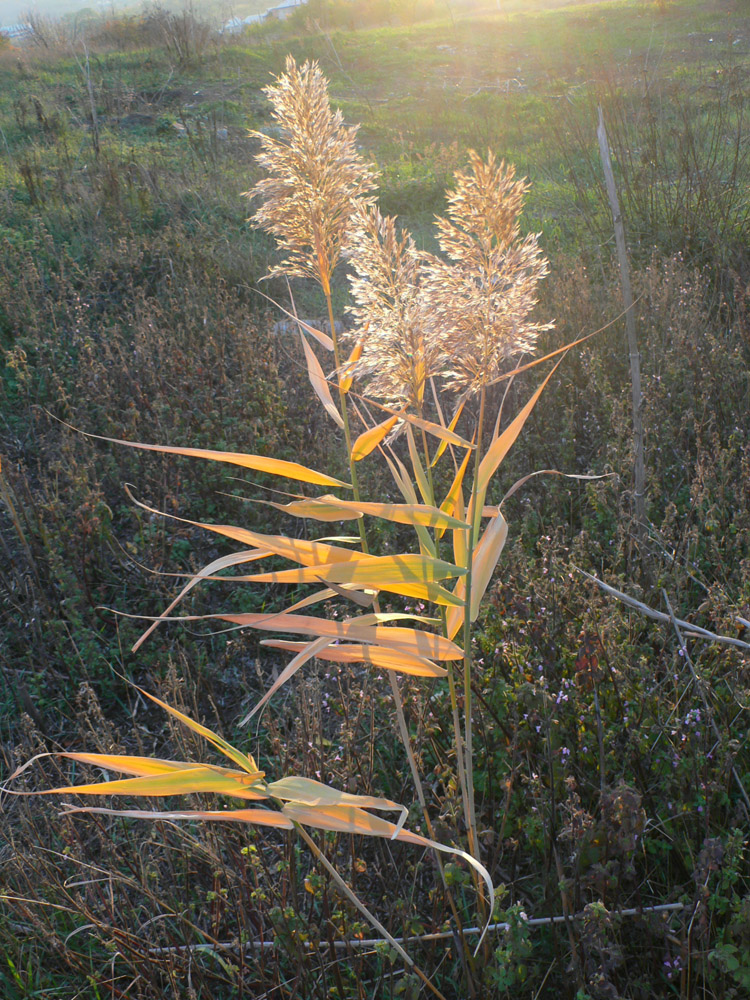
261,640,447,678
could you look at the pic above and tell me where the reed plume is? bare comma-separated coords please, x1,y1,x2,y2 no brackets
422,150,552,394
245,56,378,293
346,206,444,409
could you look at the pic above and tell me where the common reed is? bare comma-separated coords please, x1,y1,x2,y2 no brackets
8,56,563,997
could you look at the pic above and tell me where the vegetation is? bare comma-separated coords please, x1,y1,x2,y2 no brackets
1,0,750,997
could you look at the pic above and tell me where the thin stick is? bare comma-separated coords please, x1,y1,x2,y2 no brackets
146,902,686,954
573,566,750,653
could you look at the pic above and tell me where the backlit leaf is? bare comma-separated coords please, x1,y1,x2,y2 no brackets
469,508,508,619
445,508,508,639
261,640,447,677
240,636,333,723
369,402,473,449
267,776,406,832
431,398,466,466
192,612,464,661
71,428,350,488
476,359,562,508
406,426,432,506
339,339,363,393
40,766,267,800
351,414,399,462
299,329,344,428
270,494,469,531
136,687,259,775
59,804,294,829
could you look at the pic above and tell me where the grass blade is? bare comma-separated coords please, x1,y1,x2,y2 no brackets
60,422,350,488
39,766,267,799
476,358,564,508
299,328,345,428
136,687,259,775
133,548,271,652
240,636,333,723
59,804,294,828
261,640,447,677
351,413,399,461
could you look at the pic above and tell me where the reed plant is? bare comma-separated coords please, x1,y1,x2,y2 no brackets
7,55,571,995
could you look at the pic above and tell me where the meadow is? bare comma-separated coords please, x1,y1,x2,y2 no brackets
1,0,750,996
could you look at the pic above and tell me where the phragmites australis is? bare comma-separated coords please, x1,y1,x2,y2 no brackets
346,206,443,409
244,56,379,294
421,150,552,395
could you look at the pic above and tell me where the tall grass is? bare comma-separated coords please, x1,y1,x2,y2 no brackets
5,55,567,996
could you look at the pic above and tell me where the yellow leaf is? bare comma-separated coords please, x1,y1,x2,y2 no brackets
343,612,439,626
351,414,399,462
240,636,333,724
469,508,508,620
40,766,267,800
59,804,294,829
452,484,468,571
382,452,435,558
243,553,464,586
267,777,406,831
60,753,209,776
272,494,469,531
69,428,350,488
136,687,259,775
438,447,472,542
203,612,464,661
476,360,562,508
445,508,509,639
241,557,465,608
339,339,363,393
261,640,447,677
431,399,466,466
340,498,468,531
126,493,369,571
406,426,432,506
267,498,362,522
369,403,473,449
299,329,344,429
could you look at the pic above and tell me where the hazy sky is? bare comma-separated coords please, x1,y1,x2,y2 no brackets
1,0,125,26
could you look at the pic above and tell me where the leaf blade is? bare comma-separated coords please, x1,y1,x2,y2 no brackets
299,328,344,428
261,640,447,677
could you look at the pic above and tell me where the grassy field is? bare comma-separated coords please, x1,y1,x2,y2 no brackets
1,0,749,996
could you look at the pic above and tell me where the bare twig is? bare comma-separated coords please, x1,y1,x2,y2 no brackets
573,567,750,653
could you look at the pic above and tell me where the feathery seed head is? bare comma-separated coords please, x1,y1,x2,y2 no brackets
422,150,552,395
346,206,444,408
245,56,378,292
